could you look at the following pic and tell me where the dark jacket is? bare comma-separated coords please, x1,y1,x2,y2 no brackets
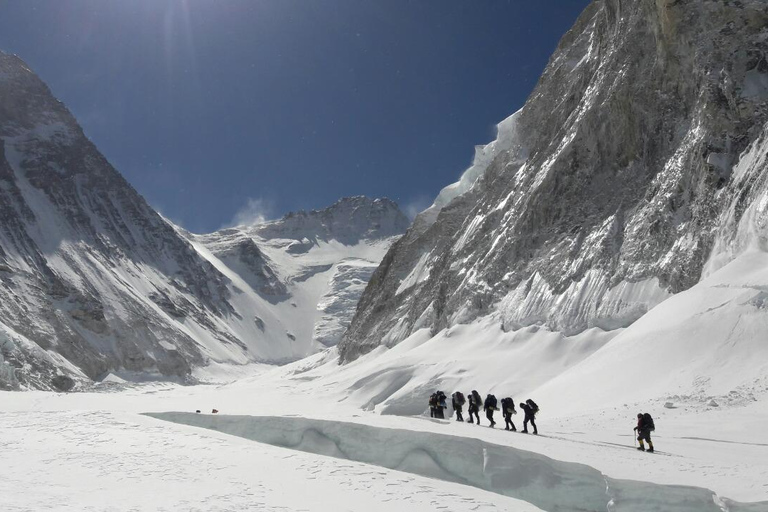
637,415,653,432
520,403,534,418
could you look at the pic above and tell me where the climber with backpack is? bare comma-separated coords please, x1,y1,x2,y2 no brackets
468,390,482,425
428,393,438,418
501,397,517,431
520,399,539,434
634,412,655,452
484,394,498,427
452,391,466,422
435,390,448,419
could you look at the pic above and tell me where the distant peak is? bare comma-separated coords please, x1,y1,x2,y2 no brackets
280,196,402,220
248,196,411,243
324,195,400,210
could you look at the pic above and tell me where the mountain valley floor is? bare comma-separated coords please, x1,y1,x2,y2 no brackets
2,364,767,511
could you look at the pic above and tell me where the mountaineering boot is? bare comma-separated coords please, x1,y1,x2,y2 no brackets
637,446,645,451
521,430,528,434
647,446,654,453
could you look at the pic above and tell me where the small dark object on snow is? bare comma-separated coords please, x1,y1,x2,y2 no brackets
212,409,219,414
195,410,201,413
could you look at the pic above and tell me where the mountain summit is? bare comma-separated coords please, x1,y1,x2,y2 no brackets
251,196,409,245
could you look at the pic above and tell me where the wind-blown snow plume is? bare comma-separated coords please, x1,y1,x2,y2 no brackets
227,197,275,228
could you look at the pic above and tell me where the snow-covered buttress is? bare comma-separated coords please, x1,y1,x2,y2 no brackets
339,0,768,362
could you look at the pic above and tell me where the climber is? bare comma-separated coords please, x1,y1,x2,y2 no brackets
468,390,482,424
519,399,539,434
484,393,498,427
634,412,655,452
452,391,465,422
501,397,517,431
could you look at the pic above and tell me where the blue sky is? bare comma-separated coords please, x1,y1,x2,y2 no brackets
0,1,590,233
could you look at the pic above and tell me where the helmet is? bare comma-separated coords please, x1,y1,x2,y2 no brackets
637,413,643,418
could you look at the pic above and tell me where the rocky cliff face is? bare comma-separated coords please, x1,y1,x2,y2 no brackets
0,51,408,389
339,0,768,362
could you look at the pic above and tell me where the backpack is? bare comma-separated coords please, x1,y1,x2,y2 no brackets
643,413,655,431
429,394,437,407
487,394,497,409
453,391,465,405
501,397,515,413
526,399,539,414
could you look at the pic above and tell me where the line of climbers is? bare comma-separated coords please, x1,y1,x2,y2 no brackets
429,391,658,452
429,390,539,434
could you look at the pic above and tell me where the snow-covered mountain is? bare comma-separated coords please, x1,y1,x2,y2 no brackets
191,196,409,355
339,0,768,362
0,50,407,390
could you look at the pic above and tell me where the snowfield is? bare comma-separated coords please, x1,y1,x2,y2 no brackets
2,378,766,511
1,409,542,512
